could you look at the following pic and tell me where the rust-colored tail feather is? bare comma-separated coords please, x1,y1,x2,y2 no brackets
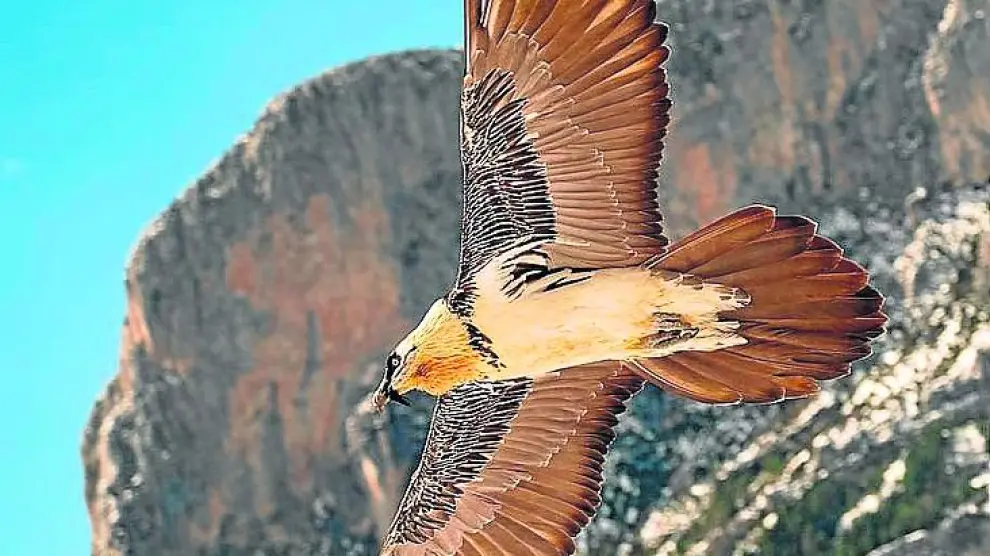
633,205,887,405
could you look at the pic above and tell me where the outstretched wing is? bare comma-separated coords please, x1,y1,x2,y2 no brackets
452,0,672,312
381,363,644,556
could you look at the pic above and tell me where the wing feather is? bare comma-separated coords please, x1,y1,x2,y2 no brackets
381,363,644,555
451,0,671,315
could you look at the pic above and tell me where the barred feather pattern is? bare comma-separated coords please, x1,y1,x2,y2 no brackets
449,69,555,317
383,378,533,546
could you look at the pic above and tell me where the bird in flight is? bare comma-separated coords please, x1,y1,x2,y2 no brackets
371,0,887,554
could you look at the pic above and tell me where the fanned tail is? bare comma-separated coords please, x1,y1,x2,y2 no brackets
631,205,887,405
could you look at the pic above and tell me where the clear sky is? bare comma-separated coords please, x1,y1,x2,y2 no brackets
0,1,460,553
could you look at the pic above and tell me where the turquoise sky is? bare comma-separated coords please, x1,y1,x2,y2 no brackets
0,1,460,553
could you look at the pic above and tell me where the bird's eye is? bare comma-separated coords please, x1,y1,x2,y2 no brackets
387,353,402,375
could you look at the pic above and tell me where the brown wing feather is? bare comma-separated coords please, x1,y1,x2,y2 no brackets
457,0,671,286
382,363,644,555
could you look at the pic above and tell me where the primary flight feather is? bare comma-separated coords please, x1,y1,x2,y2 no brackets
371,1,888,554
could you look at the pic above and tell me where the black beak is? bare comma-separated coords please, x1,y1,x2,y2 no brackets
389,389,412,406
372,383,411,412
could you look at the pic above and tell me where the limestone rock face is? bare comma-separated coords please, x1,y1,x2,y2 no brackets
83,51,465,556
631,182,989,556
83,2,990,554
653,0,990,234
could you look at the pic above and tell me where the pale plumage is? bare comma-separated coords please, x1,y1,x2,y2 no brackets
371,1,887,554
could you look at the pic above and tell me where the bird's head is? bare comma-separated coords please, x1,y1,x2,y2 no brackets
372,340,416,411
371,298,484,411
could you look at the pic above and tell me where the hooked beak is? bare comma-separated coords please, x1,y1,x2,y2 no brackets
372,382,411,412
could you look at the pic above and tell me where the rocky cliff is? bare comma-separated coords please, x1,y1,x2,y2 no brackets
83,1,990,555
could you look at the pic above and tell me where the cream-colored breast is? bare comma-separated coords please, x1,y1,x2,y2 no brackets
471,266,659,379
470,260,751,380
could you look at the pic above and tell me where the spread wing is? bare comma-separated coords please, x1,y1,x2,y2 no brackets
451,0,672,312
381,363,644,556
